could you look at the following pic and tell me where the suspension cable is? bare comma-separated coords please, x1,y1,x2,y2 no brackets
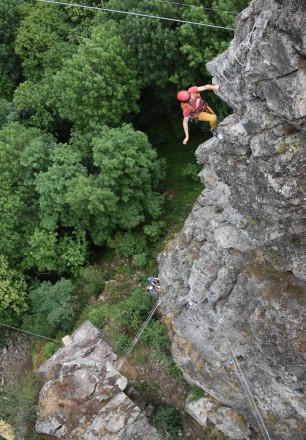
149,0,238,15
0,322,62,344
37,0,235,31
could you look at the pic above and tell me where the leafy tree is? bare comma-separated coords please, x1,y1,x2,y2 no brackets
13,41,77,130
64,0,105,24
67,124,164,244
107,232,147,259
13,77,57,130
59,230,88,272
0,0,22,99
54,21,141,129
14,3,71,80
110,12,179,88
24,229,59,273
23,229,88,275
0,255,28,323
0,98,12,128
34,143,87,230
23,278,76,336
0,122,55,264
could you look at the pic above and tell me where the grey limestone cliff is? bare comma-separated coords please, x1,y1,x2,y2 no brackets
159,0,306,439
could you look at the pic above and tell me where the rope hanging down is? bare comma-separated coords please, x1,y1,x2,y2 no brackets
209,314,271,440
227,338,272,440
37,0,235,31
117,298,162,371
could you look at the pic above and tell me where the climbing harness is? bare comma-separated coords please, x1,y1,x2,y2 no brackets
181,94,212,122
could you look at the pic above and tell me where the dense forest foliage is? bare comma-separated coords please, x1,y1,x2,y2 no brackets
0,0,249,335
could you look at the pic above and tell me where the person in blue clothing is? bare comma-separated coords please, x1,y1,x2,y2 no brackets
146,277,160,295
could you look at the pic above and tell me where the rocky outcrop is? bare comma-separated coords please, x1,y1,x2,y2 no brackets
159,1,306,439
186,396,251,440
36,321,160,439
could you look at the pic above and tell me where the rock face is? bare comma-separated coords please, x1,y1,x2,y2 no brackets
159,1,306,439
36,321,160,439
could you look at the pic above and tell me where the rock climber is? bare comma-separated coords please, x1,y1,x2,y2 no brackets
146,277,160,295
177,84,221,145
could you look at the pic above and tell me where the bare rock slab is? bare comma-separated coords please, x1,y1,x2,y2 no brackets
36,321,160,440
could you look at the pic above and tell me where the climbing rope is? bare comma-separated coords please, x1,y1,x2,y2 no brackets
220,22,257,84
117,297,162,371
221,67,235,84
227,338,272,440
37,0,235,30
0,322,62,344
208,314,271,440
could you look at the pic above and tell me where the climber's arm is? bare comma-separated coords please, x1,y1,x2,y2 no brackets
183,116,189,145
197,84,220,92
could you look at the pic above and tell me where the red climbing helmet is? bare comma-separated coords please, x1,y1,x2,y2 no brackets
177,90,191,102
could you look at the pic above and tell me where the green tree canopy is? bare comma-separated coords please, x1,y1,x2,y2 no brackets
54,20,141,129
24,228,88,275
14,3,71,80
67,123,164,244
13,42,77,130
101,6,179,88
0,122,55,264
0,255,27,323
23,278,76,336
0,0,22,99
34,144,87,230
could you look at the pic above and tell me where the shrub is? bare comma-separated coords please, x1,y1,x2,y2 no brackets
142,320,170,355
132,252,147,268
150,405,183,439
0,370,39,439
115,333,131,354
22,278,76,337
143,221,166,242
110,288,155,333
44,341,59,359
166,358,184,380
107,232,147,259
88,304,110,329
181,163,202,181
77,265,106,305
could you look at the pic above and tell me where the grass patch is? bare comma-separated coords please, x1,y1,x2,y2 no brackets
188,384,205,402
